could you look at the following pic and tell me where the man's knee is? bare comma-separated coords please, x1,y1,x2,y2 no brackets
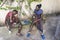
18,25,22,29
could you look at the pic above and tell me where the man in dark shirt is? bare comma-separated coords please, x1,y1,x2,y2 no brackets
27,4,45,40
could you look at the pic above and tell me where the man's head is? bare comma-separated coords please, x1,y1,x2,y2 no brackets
36,4,42,10
12,10,18,15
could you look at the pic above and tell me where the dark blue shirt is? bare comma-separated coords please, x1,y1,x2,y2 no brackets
34,9,43,15
34,9,43,19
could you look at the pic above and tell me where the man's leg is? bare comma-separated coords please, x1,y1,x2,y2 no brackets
8,25,12,34
16,23,23,36
29,24,34,32
5,20,12,34
36,23,45,40
27,23,34,37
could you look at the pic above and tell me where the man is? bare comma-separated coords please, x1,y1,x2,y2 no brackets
27,4,45,40
5,10,23,36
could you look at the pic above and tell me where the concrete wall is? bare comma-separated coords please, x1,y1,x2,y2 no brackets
0,10,9,25
31,0,59,14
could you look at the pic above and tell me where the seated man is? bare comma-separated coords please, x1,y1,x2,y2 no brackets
5,10,23,36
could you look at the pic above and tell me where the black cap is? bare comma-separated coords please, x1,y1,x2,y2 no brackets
36,4,42,8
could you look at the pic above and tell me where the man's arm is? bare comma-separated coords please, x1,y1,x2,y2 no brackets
9,13,12,23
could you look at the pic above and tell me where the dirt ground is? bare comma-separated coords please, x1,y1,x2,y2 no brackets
0,16,60,40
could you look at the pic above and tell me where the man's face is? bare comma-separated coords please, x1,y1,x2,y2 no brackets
36,6,39,10
12,11,17,15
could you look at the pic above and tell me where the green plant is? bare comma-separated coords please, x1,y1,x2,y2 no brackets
0,0,2,4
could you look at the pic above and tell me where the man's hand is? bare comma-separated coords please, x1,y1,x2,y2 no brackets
33,19,41,23
10,20,12,23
